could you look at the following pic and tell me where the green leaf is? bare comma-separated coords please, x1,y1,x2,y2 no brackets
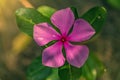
81,52,105,80
81,6,107,35
46,69,59,80
107,0,120,9
26,56,52,80
58,63,82,80
16,8,50,37
37,6,56,18
70,7,79,19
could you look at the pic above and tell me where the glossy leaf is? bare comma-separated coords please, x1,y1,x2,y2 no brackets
16,8,50,37
37,6,56,18
81,6,107,34
70,7,79,19
58,63,82,80
26,56,52,80
81,52,105,80
37,6,79,19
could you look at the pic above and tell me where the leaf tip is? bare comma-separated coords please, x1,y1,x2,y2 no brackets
101,6,107,13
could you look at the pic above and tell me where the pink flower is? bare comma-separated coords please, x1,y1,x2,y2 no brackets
33,8,95,68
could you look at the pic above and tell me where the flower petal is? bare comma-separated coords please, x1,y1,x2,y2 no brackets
42,41,65,67
64,42,89,68
33,23,60,46
68,19,95,42
51,8,75,35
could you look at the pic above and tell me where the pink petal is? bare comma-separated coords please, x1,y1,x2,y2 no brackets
51,8,75,35
33,23,60,46
68,19,95,42
42,41,65,67
64,42,89,68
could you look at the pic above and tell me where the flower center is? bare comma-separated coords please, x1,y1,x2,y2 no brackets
60,37,67,42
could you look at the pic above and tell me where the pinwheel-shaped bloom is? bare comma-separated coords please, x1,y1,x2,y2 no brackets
33,8,95,68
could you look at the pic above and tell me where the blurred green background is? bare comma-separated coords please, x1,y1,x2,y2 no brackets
0,0,120,80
